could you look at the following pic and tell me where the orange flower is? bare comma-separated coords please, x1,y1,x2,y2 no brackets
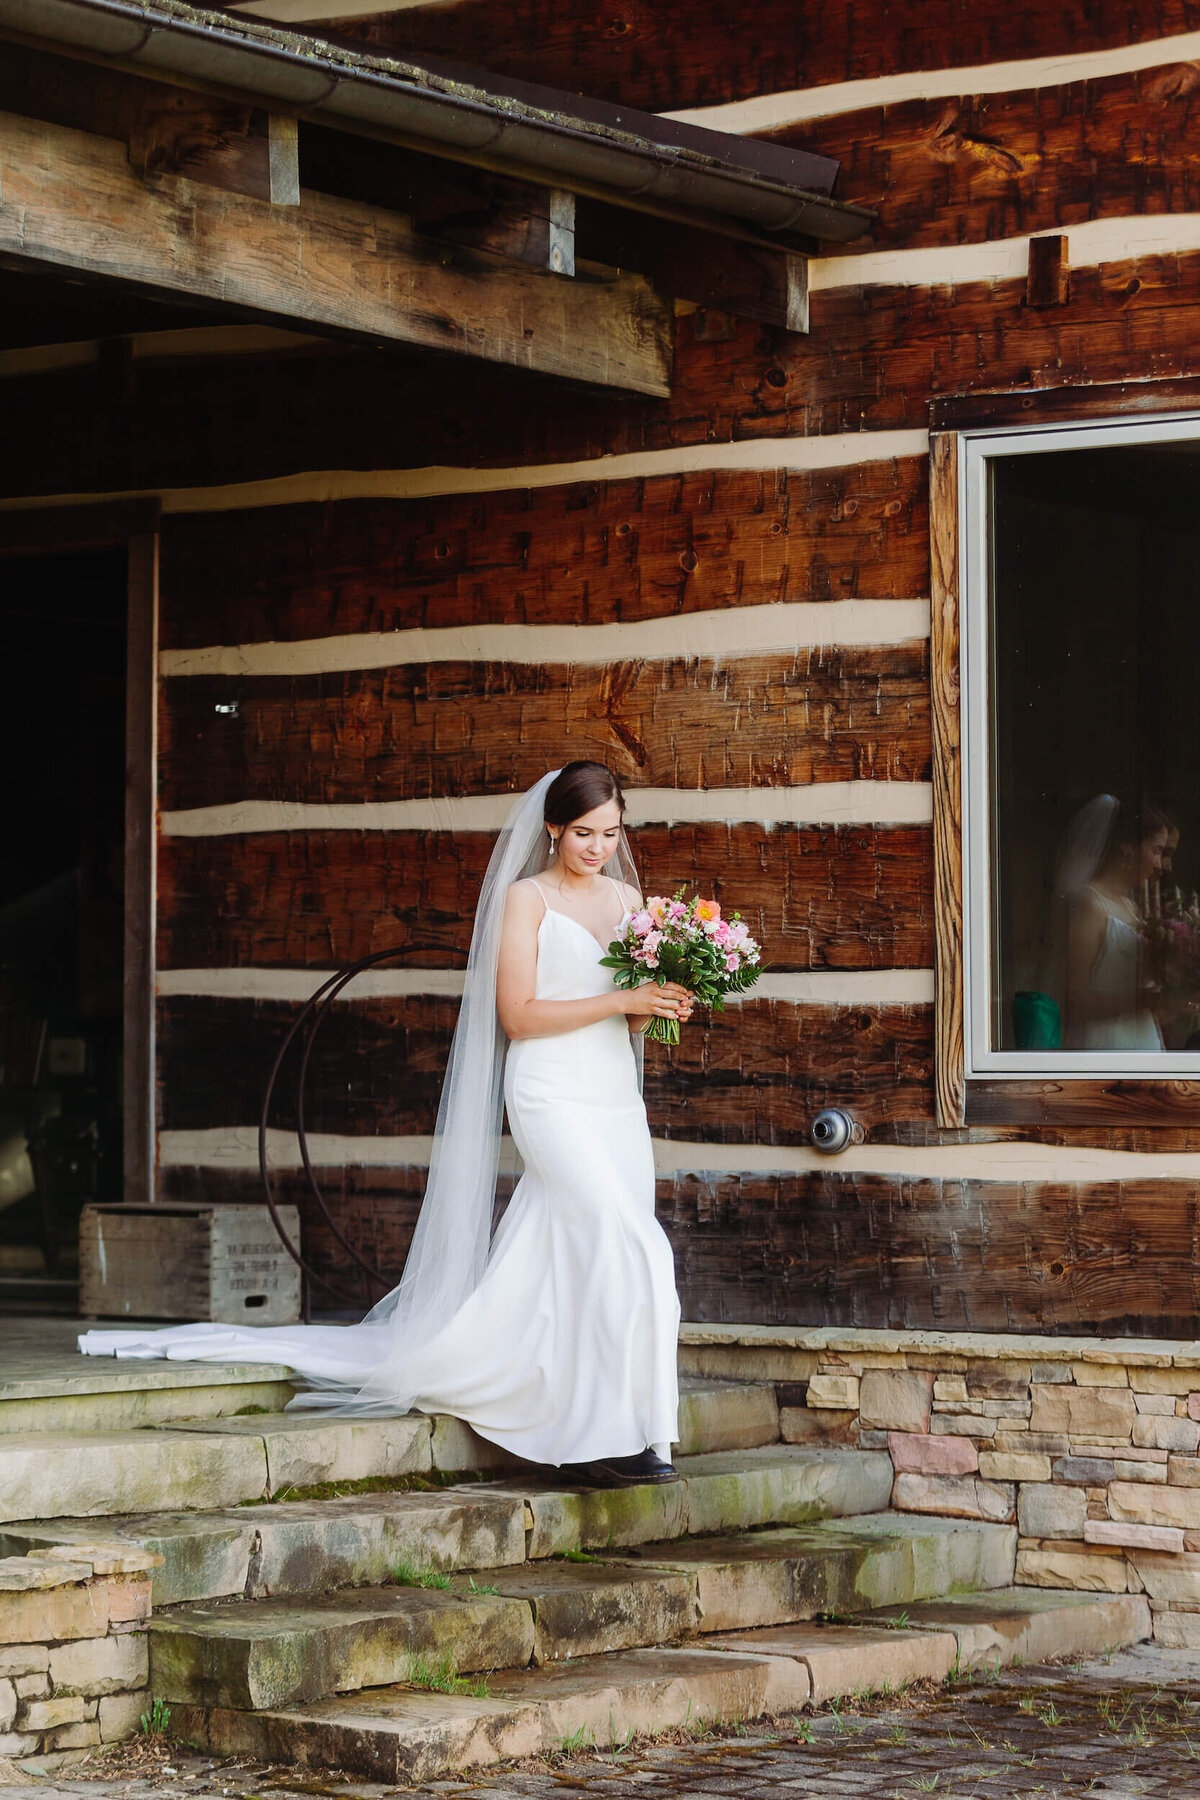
646,895,668,922
695,898,722,923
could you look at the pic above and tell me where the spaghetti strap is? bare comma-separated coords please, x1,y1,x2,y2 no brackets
527,877,550,917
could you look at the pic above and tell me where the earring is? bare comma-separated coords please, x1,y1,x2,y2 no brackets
548,833,556,858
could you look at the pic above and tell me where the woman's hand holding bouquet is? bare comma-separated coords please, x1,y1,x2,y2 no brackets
602,888,763,1043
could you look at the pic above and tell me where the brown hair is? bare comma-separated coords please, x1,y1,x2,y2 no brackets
1098,793,1179,875
543,762,625,828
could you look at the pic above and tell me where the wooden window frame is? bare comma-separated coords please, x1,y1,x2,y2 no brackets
0,501,160,1201
931,382,1200,1130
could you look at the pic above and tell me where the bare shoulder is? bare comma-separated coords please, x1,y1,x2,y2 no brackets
506,878,546,917
612,878,641,910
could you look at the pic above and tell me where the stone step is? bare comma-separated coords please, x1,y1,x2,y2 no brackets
2,1447,892,1601
0,1380,782,1524
0,1359,297,1437
146,1512,1016,1712
487,1446,894,1560
170,1588,1150,1783
863,1587,1154,1672
612,1512,1018,1634
1,1488,530,1607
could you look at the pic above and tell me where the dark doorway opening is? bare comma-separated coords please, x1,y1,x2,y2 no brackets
0,548,128,1308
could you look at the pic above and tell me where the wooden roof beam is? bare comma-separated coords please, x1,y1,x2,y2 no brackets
0,106,672,396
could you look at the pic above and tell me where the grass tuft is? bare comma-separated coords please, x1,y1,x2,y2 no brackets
556,1725,596,1756
404,1651,490,1698
391,1558,453,1590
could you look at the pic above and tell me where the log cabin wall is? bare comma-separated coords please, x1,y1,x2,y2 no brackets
11,0,1200,1330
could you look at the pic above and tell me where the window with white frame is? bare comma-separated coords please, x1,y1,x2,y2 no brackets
961,415,1200,1077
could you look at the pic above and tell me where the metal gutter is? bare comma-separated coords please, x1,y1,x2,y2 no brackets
0,0,874,242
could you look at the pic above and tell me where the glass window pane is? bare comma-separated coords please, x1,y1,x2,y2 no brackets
989,442,1200,1055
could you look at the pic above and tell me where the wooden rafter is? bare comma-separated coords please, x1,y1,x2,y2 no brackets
0,107,672,396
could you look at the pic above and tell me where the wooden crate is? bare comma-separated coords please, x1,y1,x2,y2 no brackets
79,1203,302,1324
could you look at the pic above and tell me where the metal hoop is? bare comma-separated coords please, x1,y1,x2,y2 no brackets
258,946,449,1317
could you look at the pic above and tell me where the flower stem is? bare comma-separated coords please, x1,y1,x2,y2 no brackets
645,1015,681,1046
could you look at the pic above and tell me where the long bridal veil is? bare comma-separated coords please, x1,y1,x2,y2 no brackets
79,770,644,1415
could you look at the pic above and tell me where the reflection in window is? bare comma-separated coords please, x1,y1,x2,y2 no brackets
990,444,1200,1055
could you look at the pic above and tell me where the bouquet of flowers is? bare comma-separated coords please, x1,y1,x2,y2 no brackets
602,887,763,1043
1141,887,1200,1005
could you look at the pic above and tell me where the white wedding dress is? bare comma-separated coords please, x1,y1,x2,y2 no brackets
79,875,681,1467
1075,886,1164,1052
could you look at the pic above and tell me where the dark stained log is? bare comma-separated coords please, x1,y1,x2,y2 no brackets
1027,234,1070,308
157,1161,446,1297
157,465,928,649
931,375,1200,431
14,251,1200,499
332,0,1200,116
772,63,1200,257
300,121,575,273
155,994,935,1138
0,42,277,202
0,110,671,396
155,823,935,972
0,264,228,351
0,499,159,556
126,92,277,203
646,1000,934,1140
158,995,457,1136
156,987,1200,1151
657,1170,1200,1333
159,646,932,809
576,200,807,330
413,172,575,275
157,1158,1200,1335
965,1078,1200,1127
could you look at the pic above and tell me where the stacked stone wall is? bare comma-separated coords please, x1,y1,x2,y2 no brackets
0,1542,161,1763
680,1327,1200,1645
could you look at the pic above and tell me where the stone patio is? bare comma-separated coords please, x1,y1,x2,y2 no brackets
3,1641,1198,1798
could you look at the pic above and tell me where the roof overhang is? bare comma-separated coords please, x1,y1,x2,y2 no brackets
0,0,873,245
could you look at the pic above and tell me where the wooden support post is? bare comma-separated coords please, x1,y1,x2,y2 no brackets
0,108,671,396
547,190,575,277
268,115,301,207
124,530,159,1207
1027,233,1069,307
929,431,966,1130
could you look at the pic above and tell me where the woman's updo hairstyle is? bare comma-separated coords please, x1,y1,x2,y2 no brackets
1104,794,1178,867
543,761,625,829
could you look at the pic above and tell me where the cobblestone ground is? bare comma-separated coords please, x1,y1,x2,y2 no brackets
8,1646,1200,1800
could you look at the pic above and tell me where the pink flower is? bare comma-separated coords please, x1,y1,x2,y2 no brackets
643,930,662,956
725,953,741,971
668,900,689,921
630,910,654,937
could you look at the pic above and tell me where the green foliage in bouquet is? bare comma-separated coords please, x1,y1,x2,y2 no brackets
601,885,763,1044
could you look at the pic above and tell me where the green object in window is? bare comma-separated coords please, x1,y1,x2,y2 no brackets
1013,990,1061,1050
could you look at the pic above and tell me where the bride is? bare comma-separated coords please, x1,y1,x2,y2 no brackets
1053,793,1174,1051
80,763,693,1488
